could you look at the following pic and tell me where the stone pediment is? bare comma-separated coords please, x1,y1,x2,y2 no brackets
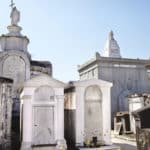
24,74,66,88
74,78,112,87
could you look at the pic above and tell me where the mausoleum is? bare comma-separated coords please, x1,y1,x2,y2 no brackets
0,4,65,150
78,31,150,125
20,74,67,150
64,79,112,148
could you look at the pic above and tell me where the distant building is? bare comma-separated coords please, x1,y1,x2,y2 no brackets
146,63,150,82
78,31,150,125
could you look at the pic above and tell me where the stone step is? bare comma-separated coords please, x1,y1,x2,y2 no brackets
78,145,121,150
32,146,56,150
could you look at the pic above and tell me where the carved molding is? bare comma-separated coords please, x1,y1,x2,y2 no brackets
21,95,32,100
55,95,64,100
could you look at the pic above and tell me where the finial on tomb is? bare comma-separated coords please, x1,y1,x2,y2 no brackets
7,1,22,36
109,30,114,40
10,6,20,26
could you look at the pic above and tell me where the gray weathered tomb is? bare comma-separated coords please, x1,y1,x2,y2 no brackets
78,31,150,125
0,4,65,150
0,5,52,120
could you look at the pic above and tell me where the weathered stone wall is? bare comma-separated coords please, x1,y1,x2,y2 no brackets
0,50,30,123
0,7,53,149
98,61,149,124
0,77,13,150
31,60,52,77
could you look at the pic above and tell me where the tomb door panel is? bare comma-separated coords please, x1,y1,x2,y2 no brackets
33,106,55,145
84,85,102,141
85,101,102,140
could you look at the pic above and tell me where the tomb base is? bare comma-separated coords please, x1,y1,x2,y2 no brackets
56,139,67,150
21,142,32,150
77,145,120,150
32,146,56,150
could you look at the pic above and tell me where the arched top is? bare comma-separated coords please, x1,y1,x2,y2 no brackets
34,85,55,102
24,74,65,88
2,55,26,84
85,85,102,101
1,50,30,66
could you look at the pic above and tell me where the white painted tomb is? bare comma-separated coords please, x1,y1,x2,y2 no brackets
20,74,67,150
64,79,113,148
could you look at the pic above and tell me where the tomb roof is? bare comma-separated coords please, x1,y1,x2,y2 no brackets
31,60,52,68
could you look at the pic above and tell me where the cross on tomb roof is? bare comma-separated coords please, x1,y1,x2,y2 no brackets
10,0,15,9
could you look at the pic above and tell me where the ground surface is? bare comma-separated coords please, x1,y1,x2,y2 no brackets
112,136,137,150
30,140,137,150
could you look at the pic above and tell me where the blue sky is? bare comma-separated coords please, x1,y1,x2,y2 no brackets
0,0,150,82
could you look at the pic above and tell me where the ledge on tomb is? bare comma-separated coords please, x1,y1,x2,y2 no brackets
0,76,13,83
77,145,121,150
31,144,57,150
31,60,52,68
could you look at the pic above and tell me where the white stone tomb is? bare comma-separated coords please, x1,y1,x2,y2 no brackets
20,74,67,150
64,79,113,147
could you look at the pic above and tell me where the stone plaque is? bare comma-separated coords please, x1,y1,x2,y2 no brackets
32,106,55,145
84,86,102,141
3,55,26,87
34,86,54,102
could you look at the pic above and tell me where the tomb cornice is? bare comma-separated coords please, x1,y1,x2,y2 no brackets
0,49,31,60
0,77,13,83
20,95,32,100
78,56,149,71
0,34,29,42
55,95,64,100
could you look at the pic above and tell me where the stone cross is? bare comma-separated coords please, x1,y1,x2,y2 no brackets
10,0,15,9
109,30,114,40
